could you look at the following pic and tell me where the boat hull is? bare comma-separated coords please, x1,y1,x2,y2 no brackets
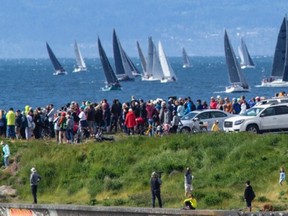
240,65,255,69
225,85,250,93
73,67,87,73
53,70,67,75
261,79,288,87
160,77,177,83
141,76,159,81
101,85,122,91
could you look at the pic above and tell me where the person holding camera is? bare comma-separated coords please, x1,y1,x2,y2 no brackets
150,171,162,208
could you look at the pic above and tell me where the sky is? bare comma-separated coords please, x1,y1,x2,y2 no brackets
0,0,287,58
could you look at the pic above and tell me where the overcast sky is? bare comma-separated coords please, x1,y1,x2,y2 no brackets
0,0,287,58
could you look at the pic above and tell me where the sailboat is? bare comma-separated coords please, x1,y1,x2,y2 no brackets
182,48,192,68
136,41,147,76
158,41,177,83
238,37,255,69
46,42,67,75
224,30,250,93
123,50,141,77
141,37,159,81
97,37,121,91
112,29,134,81
261,16,288,87
73,41,87,72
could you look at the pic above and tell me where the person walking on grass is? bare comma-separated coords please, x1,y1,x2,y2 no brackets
1,141,10,168
244,180,255,212
279,167,286,186
30,167,41,204
150,171,162,208
184,167,193,197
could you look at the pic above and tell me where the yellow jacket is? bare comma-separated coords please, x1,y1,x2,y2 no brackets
184,197,197,208
6,110,15,126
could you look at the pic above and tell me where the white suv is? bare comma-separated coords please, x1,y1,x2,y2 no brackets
223,103,288,133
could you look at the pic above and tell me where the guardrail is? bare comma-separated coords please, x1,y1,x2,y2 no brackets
0,203,286,216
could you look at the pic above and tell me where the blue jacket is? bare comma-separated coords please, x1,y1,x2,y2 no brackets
2,144,10,158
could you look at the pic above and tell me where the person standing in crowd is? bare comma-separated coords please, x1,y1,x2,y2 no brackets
125,108,136,135
184,167,193,197
0,110,6,137
46,104,55,138
15,110,23,139
58,112,67,144
1,141,10,168
150,171,162,208
279,167,286,186
30,167,41,204
66,111,74,144
244,180,255,212
6,108,16,139
183,194,197,210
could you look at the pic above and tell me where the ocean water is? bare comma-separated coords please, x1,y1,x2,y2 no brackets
0,56,283,111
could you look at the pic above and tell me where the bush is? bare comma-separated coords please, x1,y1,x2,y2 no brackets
204,194,223,206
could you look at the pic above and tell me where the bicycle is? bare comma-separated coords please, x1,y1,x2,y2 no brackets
178,118,208,134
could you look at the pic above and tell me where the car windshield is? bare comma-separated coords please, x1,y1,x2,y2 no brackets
241,107,264,116
181,112,198,120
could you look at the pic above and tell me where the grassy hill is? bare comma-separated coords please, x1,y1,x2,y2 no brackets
1,132,288,211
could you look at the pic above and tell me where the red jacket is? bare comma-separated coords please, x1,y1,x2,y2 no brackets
125,111,137,128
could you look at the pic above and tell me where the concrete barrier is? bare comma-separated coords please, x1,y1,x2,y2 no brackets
0,203,287,216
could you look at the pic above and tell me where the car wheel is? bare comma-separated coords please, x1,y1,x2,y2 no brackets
180,127,191,133
246,124,259,134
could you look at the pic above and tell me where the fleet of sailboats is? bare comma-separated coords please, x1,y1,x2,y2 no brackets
73,41,87,73
46,17,288,91
238,37,255,69
224,30,250,93
261,16,288,87
138,37,177,82
46,42,67,75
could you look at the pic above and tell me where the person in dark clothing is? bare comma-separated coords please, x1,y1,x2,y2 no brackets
15,110,23,139
30,167,41,204
110,99,122,133
244,180,255,212
150,171,162,208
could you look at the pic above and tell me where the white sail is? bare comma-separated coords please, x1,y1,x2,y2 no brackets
151,42,163,81
73,41,87,72
238,37,255,69
158,41,177,83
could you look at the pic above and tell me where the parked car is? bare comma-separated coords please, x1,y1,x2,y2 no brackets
223,103,288,133
256,97,288,106
178,109,234,133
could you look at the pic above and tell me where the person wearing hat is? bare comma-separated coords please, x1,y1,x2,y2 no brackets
1,141,10,168
30,167,41,204
150,171,162,208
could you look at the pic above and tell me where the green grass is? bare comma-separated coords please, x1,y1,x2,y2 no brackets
1,132,288,210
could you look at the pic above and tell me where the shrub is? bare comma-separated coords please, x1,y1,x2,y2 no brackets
204,194,223,206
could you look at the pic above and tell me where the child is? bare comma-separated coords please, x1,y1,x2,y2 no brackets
279,167,286,185
211,120,220,132
183,194,197,210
